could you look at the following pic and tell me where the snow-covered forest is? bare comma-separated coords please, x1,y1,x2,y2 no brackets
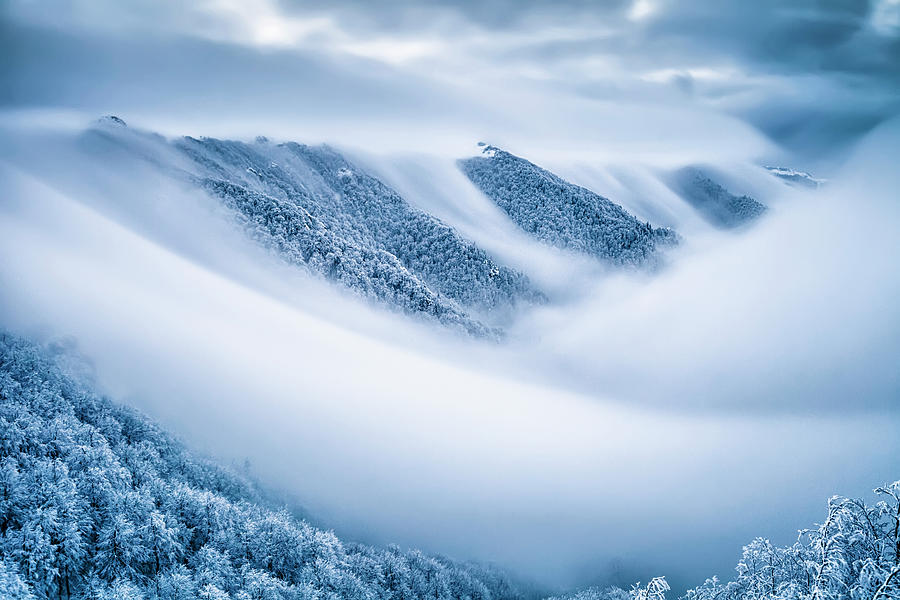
84,119,542,337
2,333,899,599
668,168,768,229
0,333,530,600
458,147,678,266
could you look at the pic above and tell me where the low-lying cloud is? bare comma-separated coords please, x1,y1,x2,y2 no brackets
1,116,898,594
2,1,899,593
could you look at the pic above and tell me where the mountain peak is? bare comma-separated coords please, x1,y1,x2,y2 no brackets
96,114,127,127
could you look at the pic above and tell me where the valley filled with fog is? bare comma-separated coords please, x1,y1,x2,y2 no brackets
2,113,899,594
2,2,899,599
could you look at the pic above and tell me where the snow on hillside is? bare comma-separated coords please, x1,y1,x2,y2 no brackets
668,167,768,229
458,146,678,267
83,119,545,337
0,331,532,600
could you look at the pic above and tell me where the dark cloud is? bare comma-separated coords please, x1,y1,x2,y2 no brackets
277,0,900,156
2,0,899,159
641,0,897,76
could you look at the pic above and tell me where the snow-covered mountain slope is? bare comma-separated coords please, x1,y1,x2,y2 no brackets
82,118,543,337
5,330,899,600
668,167,768,229
349,153,602,300
543,163,707,234
0,331,533,600
457,146,679,267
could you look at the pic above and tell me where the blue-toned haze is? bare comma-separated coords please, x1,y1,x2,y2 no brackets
1,1,899,598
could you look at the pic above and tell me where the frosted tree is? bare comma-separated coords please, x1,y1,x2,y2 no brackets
155,564,196,600
140,510,183,585
15,504,60,598
874,482,900,568
0,558,35,600
94,578,145,600
193,546,236,592
680,576,727,600
681,480,900,600
236,565,295,600
95,514,147,582
630,576,669,600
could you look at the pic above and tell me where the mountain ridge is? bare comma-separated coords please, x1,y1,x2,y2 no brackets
82,119,546,338
458,146,678,266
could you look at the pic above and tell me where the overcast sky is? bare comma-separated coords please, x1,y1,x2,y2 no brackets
3,0,899,165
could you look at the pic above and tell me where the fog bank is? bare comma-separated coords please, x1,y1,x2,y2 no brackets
1,117,899,593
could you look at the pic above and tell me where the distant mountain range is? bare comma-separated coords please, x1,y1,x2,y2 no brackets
86,118,544,338
62,118,821,338
81,119,693,337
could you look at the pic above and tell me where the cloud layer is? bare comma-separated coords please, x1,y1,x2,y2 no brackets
1,114,898,593
3,0,899,164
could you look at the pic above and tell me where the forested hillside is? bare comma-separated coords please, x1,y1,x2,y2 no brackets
546,485,900,600
85,118,543,337
198,178,493,338
669,168,767,228
458,146,678,266
680,490,900,600
0,332,533,600
3,331,897,600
